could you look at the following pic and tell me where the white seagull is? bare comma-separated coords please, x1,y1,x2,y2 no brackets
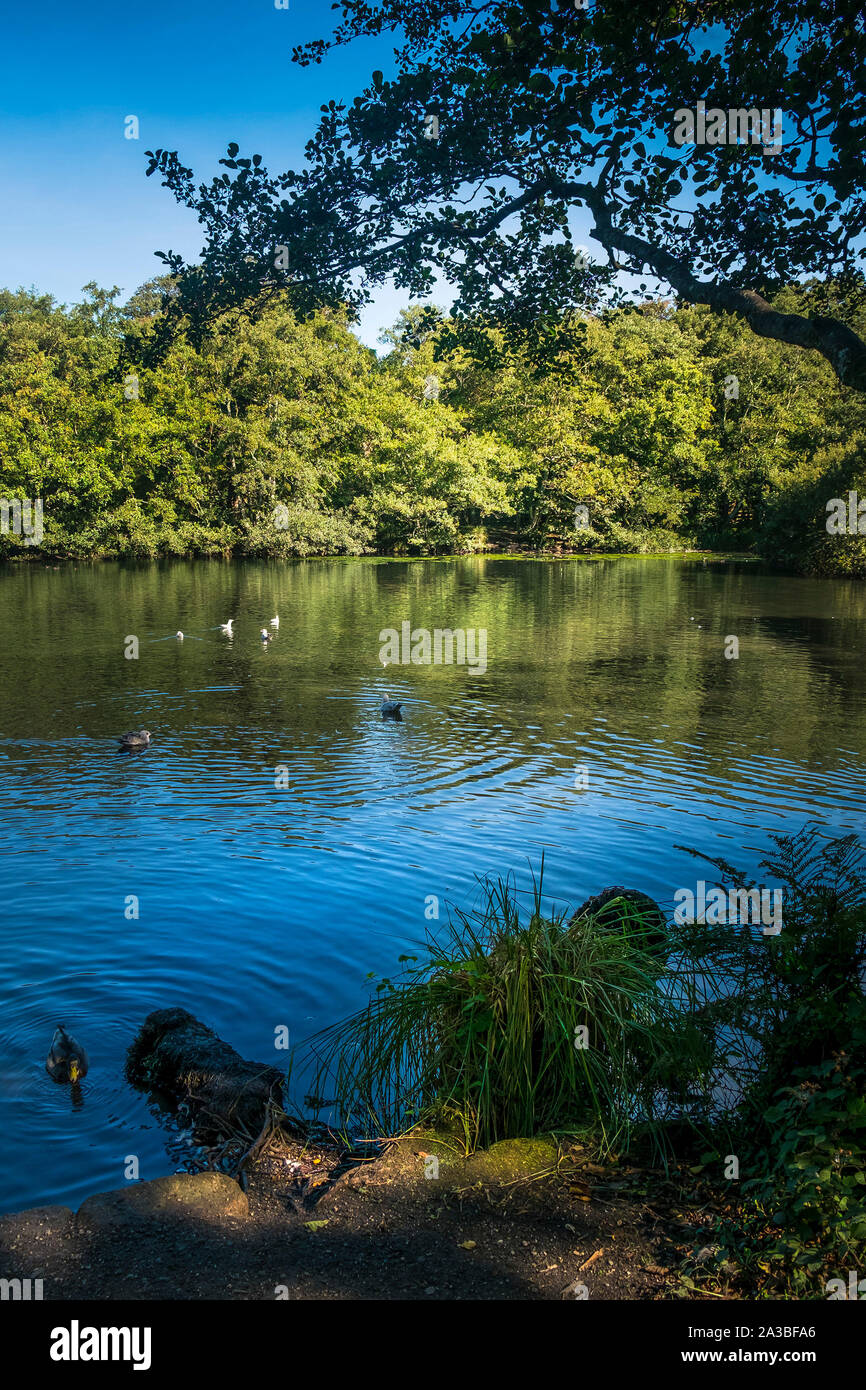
220,619,234,635
270,615,279,628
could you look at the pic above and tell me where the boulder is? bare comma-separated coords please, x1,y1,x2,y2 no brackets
569,886,667,953
328,1132,560,1203
77,1172,248,1229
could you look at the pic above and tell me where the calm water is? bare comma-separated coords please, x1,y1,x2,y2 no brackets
0,555,863,1214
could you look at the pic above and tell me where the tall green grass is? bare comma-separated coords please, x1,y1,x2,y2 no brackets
301,866,712,1155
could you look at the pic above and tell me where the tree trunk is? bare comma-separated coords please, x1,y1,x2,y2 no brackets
125,1007,285,1139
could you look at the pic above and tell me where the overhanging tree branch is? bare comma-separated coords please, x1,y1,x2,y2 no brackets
581,184,866,392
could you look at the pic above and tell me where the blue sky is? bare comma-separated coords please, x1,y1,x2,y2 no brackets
0,0,434,347
0,3,822,354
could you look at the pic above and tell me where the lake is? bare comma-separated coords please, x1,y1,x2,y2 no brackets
0,554,863,1214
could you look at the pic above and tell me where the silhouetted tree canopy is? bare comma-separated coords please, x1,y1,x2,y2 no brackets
144,0,866,384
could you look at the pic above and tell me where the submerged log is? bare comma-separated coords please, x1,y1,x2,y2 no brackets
125,1007,284,1139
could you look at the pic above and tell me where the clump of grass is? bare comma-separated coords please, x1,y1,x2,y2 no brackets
300,864,711,1156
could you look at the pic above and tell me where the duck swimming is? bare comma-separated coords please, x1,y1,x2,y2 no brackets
176,631,184,640
118,729,151,749
220,619,234,635
270,615,279,628
46,1025,89,1084
260,628,272,642
380,694,403,718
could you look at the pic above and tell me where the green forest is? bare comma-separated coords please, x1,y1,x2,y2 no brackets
0,277,864,575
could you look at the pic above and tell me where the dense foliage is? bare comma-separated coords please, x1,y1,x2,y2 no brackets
0,280,864,573
144,0,866,391
674,827,866,1297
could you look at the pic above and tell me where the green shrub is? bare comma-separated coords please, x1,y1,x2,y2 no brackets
675,826,866,1297
301,868,711,1155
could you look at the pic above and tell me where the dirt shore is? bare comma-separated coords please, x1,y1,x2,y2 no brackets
0,1133,696,1300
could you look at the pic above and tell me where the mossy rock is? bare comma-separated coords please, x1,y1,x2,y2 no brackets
335,1130,559,1200
569,886,667,955
77,1173,249,1229
460,1136,560,1185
